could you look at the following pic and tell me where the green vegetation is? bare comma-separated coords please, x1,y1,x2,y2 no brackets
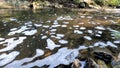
108,0,120,6
94,0,120,6
0,0,120,9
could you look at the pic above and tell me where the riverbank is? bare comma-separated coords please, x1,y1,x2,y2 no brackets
0,0,120,9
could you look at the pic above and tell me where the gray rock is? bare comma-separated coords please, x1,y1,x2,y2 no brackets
92,48,114,64
84,58,99,68
97,60,108,68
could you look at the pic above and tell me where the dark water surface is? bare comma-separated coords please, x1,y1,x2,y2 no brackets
0,8,120,68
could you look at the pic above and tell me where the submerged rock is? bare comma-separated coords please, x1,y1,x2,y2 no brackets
93,51,113,64
113,61,120,68
92,48,114,64
116,6,120,8
71,59,80,68
78,2,89,8
84,58,99,68
97,60,108,68
112,53,120,68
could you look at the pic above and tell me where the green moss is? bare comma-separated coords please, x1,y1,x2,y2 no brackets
94,0,120,6
108,0,120,6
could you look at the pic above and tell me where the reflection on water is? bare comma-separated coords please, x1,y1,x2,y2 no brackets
0,8,120,68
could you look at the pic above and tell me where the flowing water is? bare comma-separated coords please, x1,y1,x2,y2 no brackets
0,8,120,68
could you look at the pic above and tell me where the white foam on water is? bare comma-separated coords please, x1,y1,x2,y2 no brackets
87,30,93,34
51,35,56,38
94,41,117,48
95,26,106,30
41,35,47,39
24,21,32,26
22,29,37,36
43,25,50,28
5,49,44,68
107,41,117,48
50,35,61,39
9,21,36,35
104,17,107,19
8,26,29,36
13,47,79,68
94,42,107,47
97,31,102,34
73,25,79,28
0,51,20,66
57,16,73,20
61,25,67,27
4,45,89,68
63,21,69,24
51,25,61,28
53,20,58,25
114,40,120,44
10,28,18,31
84,36,92,41
50,29,57,32
0,37,26,52
56,34,65,38
107,28,119,32
0,38,5,41
80,61,86,68
78,46,88,50
50,32,56,35
45,31,48,33
46,20,51,23
89,46,94,48
95,34,101,37
74,30,83,34
58,40,68,44
10,18,17,21
46,39,61,50
80,16,85,18
80,27,86,30
34,24,42,27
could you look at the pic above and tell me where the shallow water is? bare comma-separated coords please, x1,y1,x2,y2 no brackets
0,8,120,68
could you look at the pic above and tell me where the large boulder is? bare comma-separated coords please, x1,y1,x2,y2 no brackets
78,2,90,8
77,0,101,9
0,0,12,8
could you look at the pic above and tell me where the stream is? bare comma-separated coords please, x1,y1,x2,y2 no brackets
0,8,120,68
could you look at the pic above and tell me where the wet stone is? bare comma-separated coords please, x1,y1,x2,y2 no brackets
97,60,108,68
93,52,113,64
55,64,72,68
106,46,119,56
71,59,80,68
112,53,120,68
84,58,99,68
